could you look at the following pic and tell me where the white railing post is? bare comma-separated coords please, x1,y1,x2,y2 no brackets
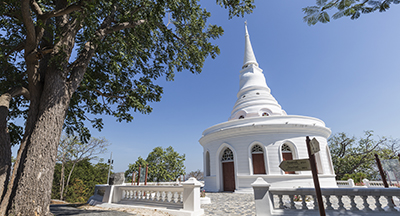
348,179,355,187
363,179,370,187
251,177,273,216
181,177,204,216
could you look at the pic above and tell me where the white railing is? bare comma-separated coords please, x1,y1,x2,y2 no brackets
337,179,399,188
89,177,204,216
118,185,184,204
252,177,400,216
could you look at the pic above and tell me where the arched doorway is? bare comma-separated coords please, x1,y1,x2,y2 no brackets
251,144,266,174
221,148,235,191
281,143,295,174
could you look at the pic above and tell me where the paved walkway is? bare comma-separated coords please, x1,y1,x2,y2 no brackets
51,193,399,215
201,192,256,216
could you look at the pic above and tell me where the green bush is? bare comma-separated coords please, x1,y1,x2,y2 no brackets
52,159,109,203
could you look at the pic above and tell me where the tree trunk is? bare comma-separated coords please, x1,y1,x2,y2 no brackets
63,161,77,200
0,95,12,203
59,153,66,200
0,87,30,203
1,72,71,215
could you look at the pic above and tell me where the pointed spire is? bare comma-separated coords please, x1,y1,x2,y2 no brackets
243,22,258,69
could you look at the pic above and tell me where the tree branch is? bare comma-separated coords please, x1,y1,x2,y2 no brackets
31,0,44,16
21,0,37,59
40,4,82,20
4,42,25,58
102,20,146,36
67,19,146,95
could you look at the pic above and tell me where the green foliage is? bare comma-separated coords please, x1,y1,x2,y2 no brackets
0,0,255,144
303,0,400,25
329,131,399,180
342,172,367,183
52,159,109,203
125,146,185,182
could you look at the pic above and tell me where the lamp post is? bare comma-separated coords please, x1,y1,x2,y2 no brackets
106,152,113,185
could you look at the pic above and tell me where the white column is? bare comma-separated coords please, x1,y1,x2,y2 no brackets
251,177,273,216
181,177,204,216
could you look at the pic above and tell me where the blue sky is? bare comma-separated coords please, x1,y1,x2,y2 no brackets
93,1,400,173
13,1,400,174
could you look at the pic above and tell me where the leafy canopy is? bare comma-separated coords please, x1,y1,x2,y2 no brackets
52,159,109,203
328,131,399,180
303,0,399,25
125,146,185,182
0,0,255,143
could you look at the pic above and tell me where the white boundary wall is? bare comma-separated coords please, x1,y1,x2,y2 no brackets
88,177,204,216
252,177,400,216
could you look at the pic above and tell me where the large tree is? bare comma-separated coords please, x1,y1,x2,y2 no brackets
0,0,255,214
303,0,399,25
125,146,186,183
57,135,109,200
328,131,399,180
52,159,109,203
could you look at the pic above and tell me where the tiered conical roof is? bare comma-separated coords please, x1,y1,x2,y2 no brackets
229,23,286,121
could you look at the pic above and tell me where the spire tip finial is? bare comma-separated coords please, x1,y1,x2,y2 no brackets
244,21,248,36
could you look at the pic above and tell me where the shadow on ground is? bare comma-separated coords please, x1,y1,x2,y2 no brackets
50,204,134,216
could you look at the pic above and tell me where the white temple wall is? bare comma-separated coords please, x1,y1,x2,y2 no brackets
201,129,336,191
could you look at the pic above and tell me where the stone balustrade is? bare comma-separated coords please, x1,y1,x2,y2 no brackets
89,177,204,216
119,186,183,203
337,179,399,188
252,177,400,216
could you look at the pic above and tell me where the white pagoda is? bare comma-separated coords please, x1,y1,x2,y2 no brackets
199,24,337,192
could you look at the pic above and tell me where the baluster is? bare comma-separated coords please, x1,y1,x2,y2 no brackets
135,190,138,200
312,195,317,210
161,191,166,202
278,195,284,209
301,195,307,209
337,195,345,210
325,195,334,210
156,191,160,201
373,195,384,211
165,191,170,202
121,190,125,199
173,192,178,203
361,196,372,211
349,195,358,211
385,196,396,211
142,190,146,200
180,191,184,203
290,195,295,209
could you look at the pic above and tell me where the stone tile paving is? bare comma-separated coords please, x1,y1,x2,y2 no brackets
201,192,256,216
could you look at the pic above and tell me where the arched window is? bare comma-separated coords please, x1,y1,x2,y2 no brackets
221,148,234,162
281,144,295,174
251,145,266,174
262,112,269,117
239,115,245,119
205,151,210,176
